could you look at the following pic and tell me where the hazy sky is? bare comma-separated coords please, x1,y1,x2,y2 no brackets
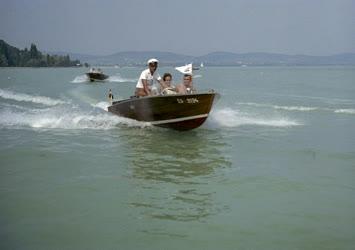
1,0,354,56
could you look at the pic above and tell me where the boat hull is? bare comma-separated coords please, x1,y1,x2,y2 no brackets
86,72,109,82
108,92,218,131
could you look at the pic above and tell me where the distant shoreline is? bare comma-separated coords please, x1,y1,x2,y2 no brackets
2,39,355,67
50,51,355,67
0,40,81,67
0,64,355,68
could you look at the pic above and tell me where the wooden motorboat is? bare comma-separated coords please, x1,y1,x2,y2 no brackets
86,69,109,82
108,90,219,131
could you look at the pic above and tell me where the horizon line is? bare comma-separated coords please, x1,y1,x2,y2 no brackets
2,38,354,58
46,49,355,58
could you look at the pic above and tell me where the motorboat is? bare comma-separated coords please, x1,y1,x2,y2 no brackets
85,68,109,82
108,90,219,131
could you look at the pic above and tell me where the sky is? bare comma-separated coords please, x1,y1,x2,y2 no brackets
1,0,354,56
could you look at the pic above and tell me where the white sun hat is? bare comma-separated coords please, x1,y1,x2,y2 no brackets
147,58,159,65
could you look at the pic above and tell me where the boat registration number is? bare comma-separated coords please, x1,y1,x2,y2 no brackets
177,98,199,104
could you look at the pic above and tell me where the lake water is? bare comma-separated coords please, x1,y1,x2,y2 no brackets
1,66,355,249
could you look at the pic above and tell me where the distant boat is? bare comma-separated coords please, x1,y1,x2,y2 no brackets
85,68,109,82
200,62,204,68
108,90,219,131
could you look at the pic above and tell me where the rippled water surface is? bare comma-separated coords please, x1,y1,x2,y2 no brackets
1,66,355,249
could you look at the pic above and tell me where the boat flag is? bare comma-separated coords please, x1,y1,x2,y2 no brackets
175,63,193,75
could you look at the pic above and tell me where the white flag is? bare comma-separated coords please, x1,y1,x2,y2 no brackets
175,63,193,75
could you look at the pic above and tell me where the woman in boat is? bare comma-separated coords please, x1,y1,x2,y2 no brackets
159,73,178,95
160,73,173,89
135,58,162,97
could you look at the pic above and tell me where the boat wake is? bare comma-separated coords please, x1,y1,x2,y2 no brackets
334,109,355,114
236,102,319,112
108,74,137,83
0,104,150,130
210,107,302,128
91,101,110,111
236,102,355,115
71,75,88,83
264,93,355,105
2,89,352,131
0,89,150,130
71,73,137,83
0,88,68,106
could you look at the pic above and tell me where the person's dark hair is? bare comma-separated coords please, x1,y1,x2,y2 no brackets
163,73,172,81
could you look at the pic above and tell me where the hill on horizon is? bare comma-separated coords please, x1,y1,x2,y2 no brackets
50,50,355,66
2,38,354,67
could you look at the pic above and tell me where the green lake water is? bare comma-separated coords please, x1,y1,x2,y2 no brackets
1,66,355,249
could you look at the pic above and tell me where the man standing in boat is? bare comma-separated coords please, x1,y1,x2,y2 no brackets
135,58,162,97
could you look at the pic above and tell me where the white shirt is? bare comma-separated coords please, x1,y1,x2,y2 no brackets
136,69,161,88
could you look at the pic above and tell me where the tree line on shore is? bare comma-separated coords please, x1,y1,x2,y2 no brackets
0,40,81,67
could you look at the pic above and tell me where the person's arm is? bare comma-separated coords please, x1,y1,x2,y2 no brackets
176,84,186,94
160,81,168,90
142,79,150,95
190,84,196,92
156,74,163,86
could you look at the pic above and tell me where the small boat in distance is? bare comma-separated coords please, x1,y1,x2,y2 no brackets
86,68,109,82
108,90,219,131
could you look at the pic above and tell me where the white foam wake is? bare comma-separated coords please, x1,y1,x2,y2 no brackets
108,74,137,83
71,75,88,83
236,102,318,112
0,106,150,130
274,105,318,111
91,101,110,111
263,93,355,105
210,108,301,128
0,89,67,106
236,102,355,115
334,109,355,114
